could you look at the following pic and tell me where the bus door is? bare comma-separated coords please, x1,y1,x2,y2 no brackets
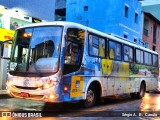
0,40,12,89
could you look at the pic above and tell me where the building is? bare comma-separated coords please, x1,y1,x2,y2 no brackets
55,0,66,21
0,0,55,21
142,4,160,67
66,0,143,45
142,12,160,65
142,4,160,21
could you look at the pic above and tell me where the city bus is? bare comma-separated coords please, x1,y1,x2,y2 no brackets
5,21,159,108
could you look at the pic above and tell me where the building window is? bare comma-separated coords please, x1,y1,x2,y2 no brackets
151,27,152,35
84,6,88,11
144,42,149,48
125,5,129,18
152,46,156,51
124,34,128,39
143,18,149,36
153,25,157,44
135,13,138,23
134,38,137,43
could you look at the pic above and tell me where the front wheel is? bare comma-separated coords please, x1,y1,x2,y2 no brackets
81,86,97,108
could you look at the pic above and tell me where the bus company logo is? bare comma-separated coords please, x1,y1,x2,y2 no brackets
23,78,30,87
2,112,11,117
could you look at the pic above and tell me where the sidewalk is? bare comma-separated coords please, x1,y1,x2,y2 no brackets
0,90,7,95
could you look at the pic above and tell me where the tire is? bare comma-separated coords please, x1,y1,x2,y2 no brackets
136,83,145,99
81,86,97,108
130,93,136,99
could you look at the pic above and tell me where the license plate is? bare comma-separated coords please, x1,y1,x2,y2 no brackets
20,92,30,97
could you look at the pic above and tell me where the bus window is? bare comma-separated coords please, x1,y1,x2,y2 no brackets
148,53,152,65
144,52,152,65
88,34,105,57
153,54,158,67
123,45,133,62
64,28,85,74
99,38,105,57
109,40,121,60
136,49,143,64
89,35,99,56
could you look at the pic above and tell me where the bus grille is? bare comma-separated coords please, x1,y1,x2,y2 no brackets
15,85,39,90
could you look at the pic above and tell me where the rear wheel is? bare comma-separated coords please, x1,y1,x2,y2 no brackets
136,83,145,99
82,86,97,108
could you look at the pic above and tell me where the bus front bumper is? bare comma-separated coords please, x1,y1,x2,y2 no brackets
6,84,61,103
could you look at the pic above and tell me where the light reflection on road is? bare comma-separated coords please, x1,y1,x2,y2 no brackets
140,92,160,111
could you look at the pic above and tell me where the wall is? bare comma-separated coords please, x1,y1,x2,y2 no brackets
66,0,143,45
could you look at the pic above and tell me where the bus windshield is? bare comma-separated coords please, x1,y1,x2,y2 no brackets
9,26,62,74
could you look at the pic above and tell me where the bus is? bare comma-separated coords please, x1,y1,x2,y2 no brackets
5,21,159,108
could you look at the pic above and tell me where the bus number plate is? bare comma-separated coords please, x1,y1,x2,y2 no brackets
20,92,30,97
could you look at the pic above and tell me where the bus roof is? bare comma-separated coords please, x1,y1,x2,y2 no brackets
18,21,158,55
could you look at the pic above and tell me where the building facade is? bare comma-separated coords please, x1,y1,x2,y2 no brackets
55,0,66,20
66,0,143,45
143,12,160,63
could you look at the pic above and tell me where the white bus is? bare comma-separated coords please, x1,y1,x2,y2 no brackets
5,21,159,107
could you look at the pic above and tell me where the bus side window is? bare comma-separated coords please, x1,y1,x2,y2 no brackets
153,54,158,67
123,45,133,62
89,34,106,58
109,49,114,59
99,38,105,57
136,49,143,64
109,40,121,60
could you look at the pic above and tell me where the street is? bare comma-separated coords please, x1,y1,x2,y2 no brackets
0,92,160,120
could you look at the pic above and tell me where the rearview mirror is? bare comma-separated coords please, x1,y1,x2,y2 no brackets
0,40,12,60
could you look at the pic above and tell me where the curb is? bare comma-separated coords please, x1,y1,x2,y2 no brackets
0,90,7,95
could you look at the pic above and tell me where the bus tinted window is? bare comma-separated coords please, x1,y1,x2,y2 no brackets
136,49,143,64
153,54,158,67
109,40,121,60
123,45,133,62
65,28,84,65
88,34,105,57
144,52,152,65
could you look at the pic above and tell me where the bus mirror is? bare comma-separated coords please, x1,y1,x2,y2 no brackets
0,40,12,60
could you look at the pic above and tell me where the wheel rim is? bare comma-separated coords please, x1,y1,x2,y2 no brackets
86,89,95,103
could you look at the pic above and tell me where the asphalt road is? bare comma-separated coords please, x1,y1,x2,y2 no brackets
1,92,160,120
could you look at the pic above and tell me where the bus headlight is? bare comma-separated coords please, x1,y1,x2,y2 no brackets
7,80,13,86
40,80,58,90
41,83,51,90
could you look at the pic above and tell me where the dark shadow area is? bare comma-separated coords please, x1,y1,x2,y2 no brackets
0,94,12,99
41,94,139,117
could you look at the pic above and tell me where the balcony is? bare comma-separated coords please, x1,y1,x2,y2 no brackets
143,28,148,36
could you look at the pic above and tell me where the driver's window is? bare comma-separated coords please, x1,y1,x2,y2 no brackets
64,28,85,74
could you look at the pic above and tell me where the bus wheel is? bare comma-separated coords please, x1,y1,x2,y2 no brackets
136,83,145,99
130,93,136,99
82,86,96,108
